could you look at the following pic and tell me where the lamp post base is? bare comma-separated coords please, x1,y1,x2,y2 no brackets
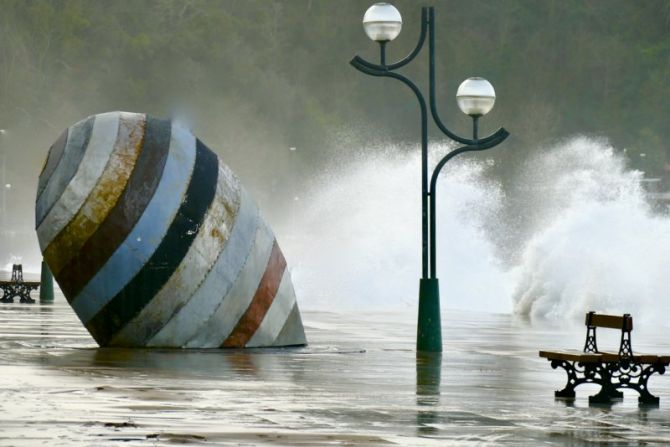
417,278,442,352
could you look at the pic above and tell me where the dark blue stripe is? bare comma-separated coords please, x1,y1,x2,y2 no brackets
37,128,69,199
35,116,95,226
86,139,219,346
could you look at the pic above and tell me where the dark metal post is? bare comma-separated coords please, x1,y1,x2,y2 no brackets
351,6,509,352
40,260,54,303
418,7,440,352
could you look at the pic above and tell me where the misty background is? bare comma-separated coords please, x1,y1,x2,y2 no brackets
2,0,670,320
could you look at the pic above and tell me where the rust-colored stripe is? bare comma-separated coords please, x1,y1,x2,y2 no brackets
222,240,287,348
55,117,171,300
44,115,145,277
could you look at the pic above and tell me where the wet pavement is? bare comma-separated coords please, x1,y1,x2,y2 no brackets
2,295,670,446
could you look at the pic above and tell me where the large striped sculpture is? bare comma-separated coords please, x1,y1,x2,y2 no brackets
35,111,307,348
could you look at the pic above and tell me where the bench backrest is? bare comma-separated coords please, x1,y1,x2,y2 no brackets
584,311,633,358
585,312,633,331
11,264,23,283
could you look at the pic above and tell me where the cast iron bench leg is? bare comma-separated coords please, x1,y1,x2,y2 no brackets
588,379,620,404
19,286,35,304
619,362,666,406
0,285,12,303
638,390,660,406
551,359,577,398
587,363,622,405
550,360,603,399
20,294,35,304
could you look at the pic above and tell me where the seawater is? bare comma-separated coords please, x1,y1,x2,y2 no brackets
2,298,670,446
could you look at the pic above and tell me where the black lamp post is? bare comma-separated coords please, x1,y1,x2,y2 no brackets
351,3,509,352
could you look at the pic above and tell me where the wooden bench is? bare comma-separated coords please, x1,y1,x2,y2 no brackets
0,264,39,304
540,311,670,405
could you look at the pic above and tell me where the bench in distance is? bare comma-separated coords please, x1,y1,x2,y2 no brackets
540,312,670,405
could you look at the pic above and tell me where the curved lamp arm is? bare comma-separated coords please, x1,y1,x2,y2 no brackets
350,58,424,105
351,56,510,148
351,6,508,148
425,7,507,147
350,56,510,192
429,133,509,197
427,133,508,278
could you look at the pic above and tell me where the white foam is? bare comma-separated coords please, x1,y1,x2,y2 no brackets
277,143,512,314
276,136,670,328
510,137,670,326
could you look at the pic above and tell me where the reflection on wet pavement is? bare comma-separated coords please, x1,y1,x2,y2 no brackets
1,296,670,445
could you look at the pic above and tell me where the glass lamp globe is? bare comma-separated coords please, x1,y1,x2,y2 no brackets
363,3,402,42
456,77,496,116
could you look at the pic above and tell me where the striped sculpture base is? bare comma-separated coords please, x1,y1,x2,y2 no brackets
35,111,307,348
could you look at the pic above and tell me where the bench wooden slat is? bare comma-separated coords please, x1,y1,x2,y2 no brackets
599,351,670,364
539,350,603,363
586,313,633,331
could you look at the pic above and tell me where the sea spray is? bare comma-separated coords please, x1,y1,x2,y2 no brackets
278,143,512,313
279,136,670,327
511,137,670,325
